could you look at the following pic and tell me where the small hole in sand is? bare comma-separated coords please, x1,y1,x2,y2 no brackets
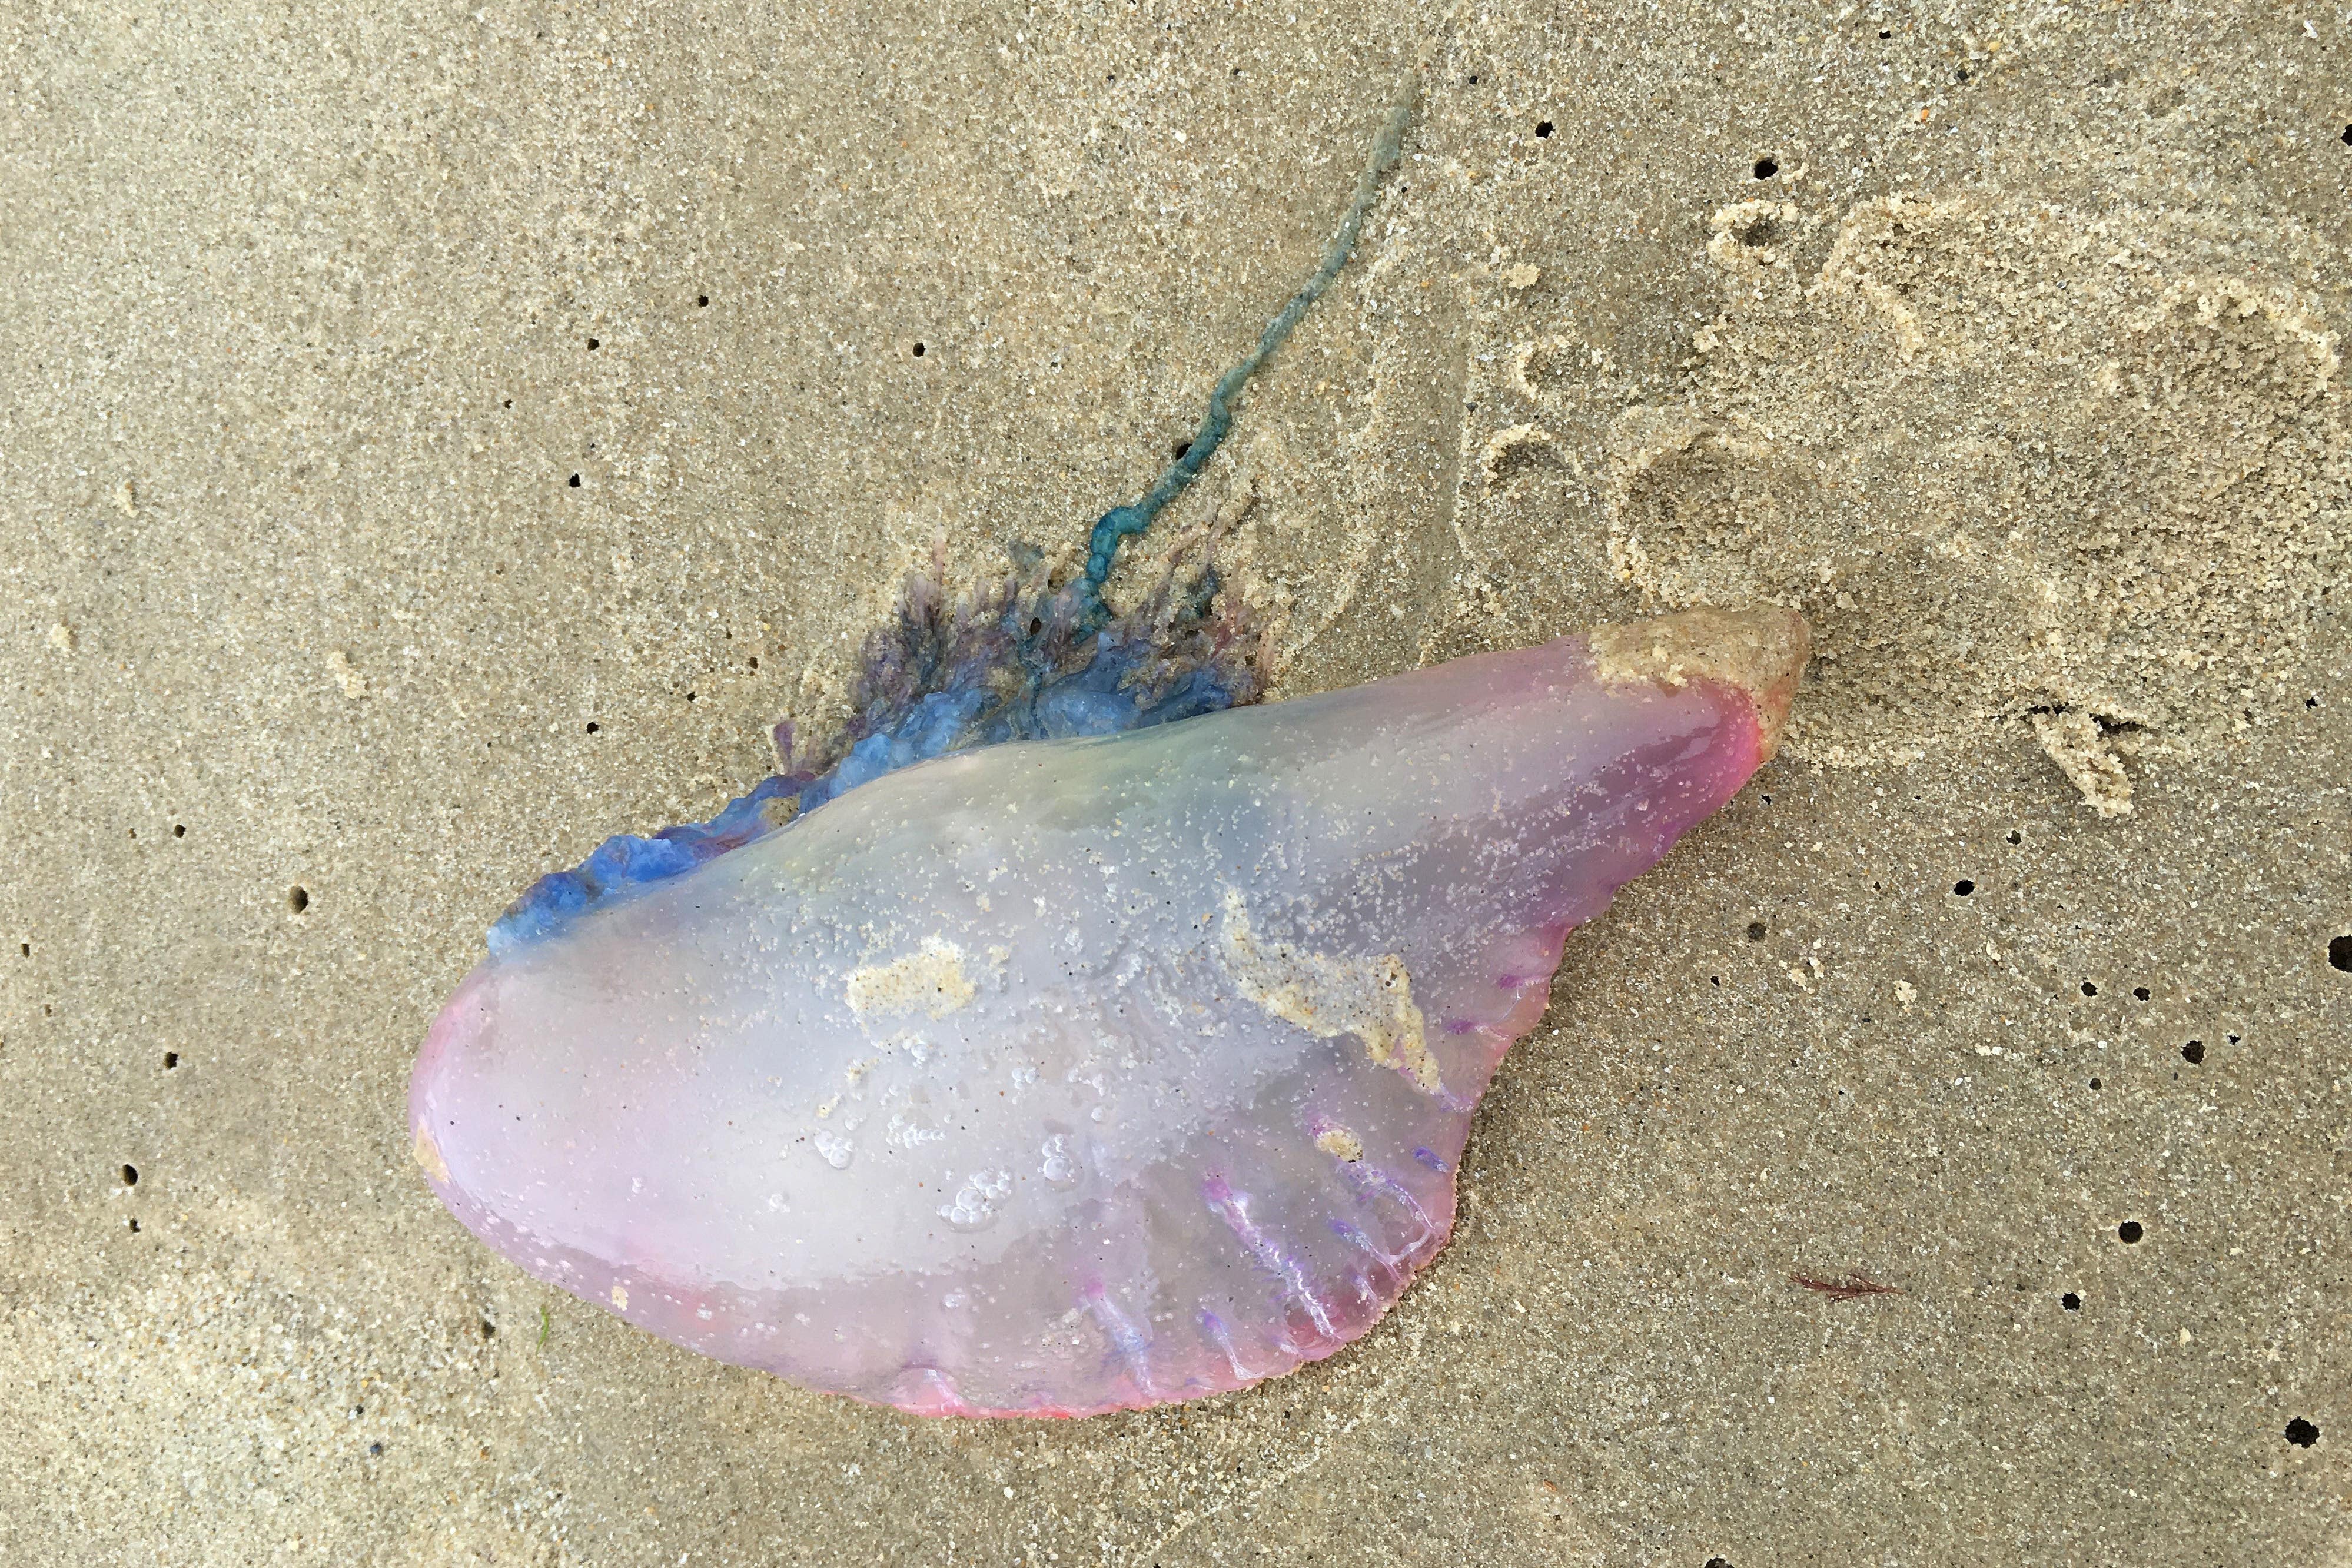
1952,879,1974,896
697,294,710,307
586,337,600,351
288,886,311,915
2287,1418,2320,1447
2090,1077,2102,1089
2006,830,2022,845
2182,1040,2205,1064
1745,921,1767,941
586,722,600,733
121,1164,138,1186
1534,121,1553,138
2081,981,2098,996
129,1218,140,1233
2328,935,2352,972
568,474,582,488
1752,157,1778,178
1878,28,1892,38
2133,986,2150,1001
2117,1220,2143,1244
913,341,926,357
1171,440,1192,460
173,823,186,838
2061,1292,2081,1311
163,1051,178,1069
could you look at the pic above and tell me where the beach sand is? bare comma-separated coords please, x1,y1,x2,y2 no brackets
4,2,2348,1560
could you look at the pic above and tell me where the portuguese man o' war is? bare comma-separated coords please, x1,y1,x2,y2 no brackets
408,77,1812,1418
414,605,1806,1416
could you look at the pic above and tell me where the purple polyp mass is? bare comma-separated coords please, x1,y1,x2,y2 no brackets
411,607,1806,1417
408,78,1810,1418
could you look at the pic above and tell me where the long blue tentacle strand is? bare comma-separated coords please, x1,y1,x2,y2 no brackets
1072,75,1418,626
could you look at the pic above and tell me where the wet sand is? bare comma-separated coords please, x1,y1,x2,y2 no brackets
4,3,2348,1562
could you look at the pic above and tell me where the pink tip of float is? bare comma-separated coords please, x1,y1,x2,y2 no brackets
411,606,1807,1417
1587,603,1810,763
